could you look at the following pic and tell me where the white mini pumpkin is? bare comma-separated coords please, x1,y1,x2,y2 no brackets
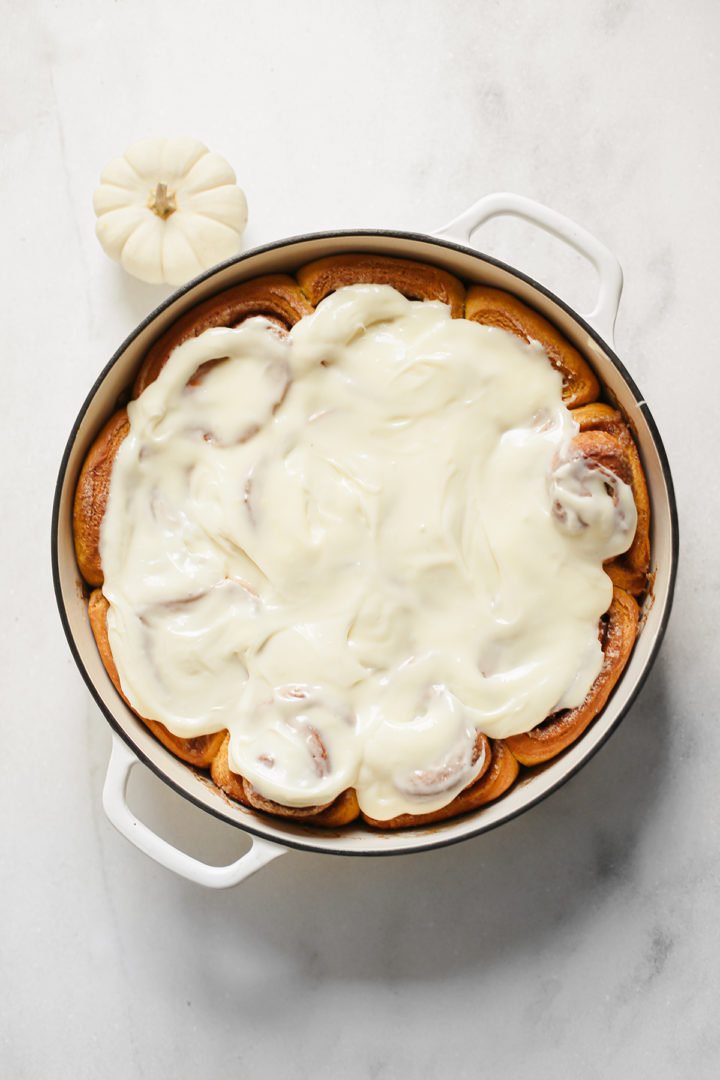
93,137,248,286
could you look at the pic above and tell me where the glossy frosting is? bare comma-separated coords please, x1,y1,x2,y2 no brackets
100,285,636,819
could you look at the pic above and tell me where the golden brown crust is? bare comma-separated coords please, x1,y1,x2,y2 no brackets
133,274,313,397
505,587,639,767
209,733,253,807
468,738,521,805
361,737,519,829
88,591,226,768
73,409,130,587
243,783,361,827
465,285,600,407
296,254,466,318
210,733,360,825
571,402,629,440
571,404,650,594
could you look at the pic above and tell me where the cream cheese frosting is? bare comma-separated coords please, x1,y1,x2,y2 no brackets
100,284,636,820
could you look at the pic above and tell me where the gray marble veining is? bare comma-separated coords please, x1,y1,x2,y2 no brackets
2,0,717,1076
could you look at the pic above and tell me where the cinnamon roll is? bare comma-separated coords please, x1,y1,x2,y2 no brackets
133,274,312,397
296,253,465,317
571,403,650,594
505,588,639,766
88,590,226,768
362,738,518,830
211,733,361,826
465,285,599,407
73,409,129,587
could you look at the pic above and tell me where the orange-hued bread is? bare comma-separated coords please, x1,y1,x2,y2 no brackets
465,285,599,407
571,403,650,594
505,588,639,767
211,734,360,826
88,591,226,768
243,783,361,828
133,274,313,397
297,253,466,318
362,738,519,829
73,409,130,587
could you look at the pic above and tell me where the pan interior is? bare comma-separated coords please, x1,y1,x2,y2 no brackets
53,230,677,857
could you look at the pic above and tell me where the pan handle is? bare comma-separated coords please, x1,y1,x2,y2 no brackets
102,734,287,888
435,192,623,347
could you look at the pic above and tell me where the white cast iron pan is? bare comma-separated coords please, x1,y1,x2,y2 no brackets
52,193,678,887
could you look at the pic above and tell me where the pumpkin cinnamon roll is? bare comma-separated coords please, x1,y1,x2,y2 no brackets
211,733,361,827
505,588,639,766
88,591,226,768
362,738,519,830
296,253,465,317
465,285,599,406
571,403,650,594
73,408,130,587
133,274,312,396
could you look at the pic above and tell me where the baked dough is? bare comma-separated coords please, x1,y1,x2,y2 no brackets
88,590,226,768
465,285,599,407
73,409,129,587
297,253,466,317
571,403,650,595
504,588,638,766
133,274,312,397
361,739,519,830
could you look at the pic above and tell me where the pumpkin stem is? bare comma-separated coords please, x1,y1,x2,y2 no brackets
148,182,177,219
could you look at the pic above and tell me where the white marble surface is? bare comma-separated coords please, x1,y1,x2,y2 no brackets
3,0,718,1075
